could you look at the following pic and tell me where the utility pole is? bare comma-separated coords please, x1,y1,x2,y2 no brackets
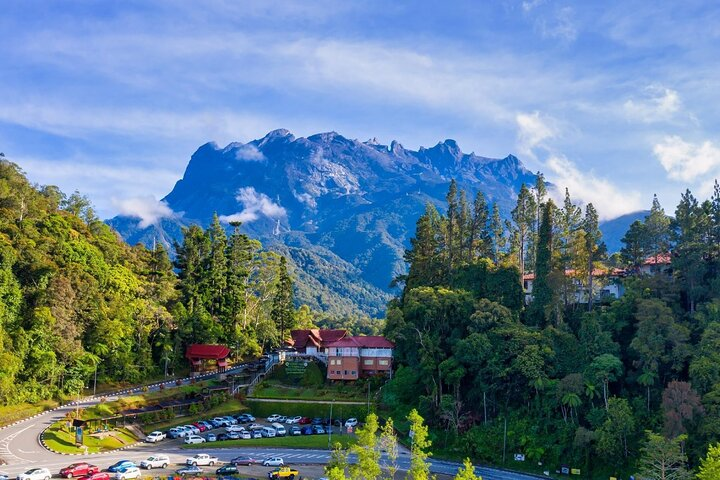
328,399,334,448
502,417,507,464
93,363,97,396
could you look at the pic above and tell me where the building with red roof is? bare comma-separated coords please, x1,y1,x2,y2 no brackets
325,336,395,381
288,329,348,355
186,344,231,374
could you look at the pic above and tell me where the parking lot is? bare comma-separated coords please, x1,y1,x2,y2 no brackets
155,412,360,446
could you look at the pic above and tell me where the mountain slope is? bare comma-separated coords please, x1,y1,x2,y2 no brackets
600,210,649,253
108,129,540,316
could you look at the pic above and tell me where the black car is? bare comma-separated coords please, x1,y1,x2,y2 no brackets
217,433,230,441
311,417,323,425
216,466,239,475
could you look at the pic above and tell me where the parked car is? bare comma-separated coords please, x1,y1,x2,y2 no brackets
311,417,323,425
222,415,238,425
262,457,284,467
139,456,169,470
261,426,276,438
193,422,207,432
77,473,109,480
290,426,301,436
167,427,184,439
206,433,217,442
208,419,222,428
145,431,166,443
268,467,299,479
226,431,241,440
213,417,232,427
301,426,313,435
184,424,200,435
236,413,255,422
226,425,245,433
185,454,218,466
60,463,99,478
252,429,263,438
184,434,206,445
276,415,287,423
215,466,239,476
198,420,214,430
175,466,202,476
345,418,358,428
286,416,301,424
267,414,281,422
107,462,136,473
298,417,311,425
239,430,251,439
248,423,262,430
114,467,141,480
231,455,258,466
312,425,325,434
17,468,51,480
271,423,287,436
216,433,229,441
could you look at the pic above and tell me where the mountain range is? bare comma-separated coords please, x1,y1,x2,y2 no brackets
107,129,632,317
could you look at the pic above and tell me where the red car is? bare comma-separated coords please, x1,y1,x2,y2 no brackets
298,417,311,425
78,473,110,480
193,422,207,432
60,464,100,479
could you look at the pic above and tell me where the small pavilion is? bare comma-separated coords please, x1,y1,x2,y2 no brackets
186,344,231,375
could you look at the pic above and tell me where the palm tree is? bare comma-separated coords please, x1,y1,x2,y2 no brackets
637,369,657,412
561,393,582,423
584,382,599,408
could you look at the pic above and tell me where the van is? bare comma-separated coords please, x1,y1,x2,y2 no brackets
261,426,276,438
271,423,286,436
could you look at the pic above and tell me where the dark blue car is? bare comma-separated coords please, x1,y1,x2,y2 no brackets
301,426,313,435
107,461,135,473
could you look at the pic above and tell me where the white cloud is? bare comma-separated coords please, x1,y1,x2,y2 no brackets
516,111,557,159
235,144,266,162
112,195,176,228
219,187,286,224
624,86,681,122
545,154,643,220
653,135,720,182
539,7,578,42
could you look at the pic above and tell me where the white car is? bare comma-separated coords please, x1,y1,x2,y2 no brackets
240,431,251,439
140,455,169,469
145,431,166,443
262,457,284,467
266,414,281,422
115,467,141,480
186,454,218,466
17,469,51,480
248,423,262,430
345,418,358,427
276,415,287,423
213,417,232,427
184,424,200,435
286,416,302,424
226,425,246,433
222,416,238,425
184,435,206,445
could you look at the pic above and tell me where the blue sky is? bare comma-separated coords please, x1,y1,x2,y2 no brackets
2,0,720,221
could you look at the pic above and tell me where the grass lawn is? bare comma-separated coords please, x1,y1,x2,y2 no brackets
43,424,138,454
182,434,356,450
141,398,247,434
0,400,58,427
252,384,368,401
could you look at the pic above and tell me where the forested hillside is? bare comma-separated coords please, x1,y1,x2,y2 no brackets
0,160,299,405
384,179,720,477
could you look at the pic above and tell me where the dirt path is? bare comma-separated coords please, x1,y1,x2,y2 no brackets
248,397,365,405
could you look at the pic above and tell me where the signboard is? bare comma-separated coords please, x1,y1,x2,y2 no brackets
75,426,83,445
571,469,581,475
513,454,525,462
285,360,308,377
561,466,570,474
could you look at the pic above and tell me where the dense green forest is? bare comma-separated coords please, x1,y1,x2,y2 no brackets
384,178,720,477
0,160,302,404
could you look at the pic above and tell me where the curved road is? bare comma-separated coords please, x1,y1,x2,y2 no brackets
0,379,541,480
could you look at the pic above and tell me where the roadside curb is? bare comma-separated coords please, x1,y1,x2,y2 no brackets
38,424,143,456
0,370,222,434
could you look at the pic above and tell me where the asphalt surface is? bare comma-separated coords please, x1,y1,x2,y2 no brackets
0,373,542,480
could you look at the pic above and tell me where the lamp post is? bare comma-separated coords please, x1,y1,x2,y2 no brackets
328,399,334,448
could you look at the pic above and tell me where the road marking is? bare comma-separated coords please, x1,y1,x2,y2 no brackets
0,423,37,464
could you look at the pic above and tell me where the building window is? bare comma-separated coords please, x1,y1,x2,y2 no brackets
364,359,373,365
379,360,389,366
344,370,348,375
351,371,357,376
